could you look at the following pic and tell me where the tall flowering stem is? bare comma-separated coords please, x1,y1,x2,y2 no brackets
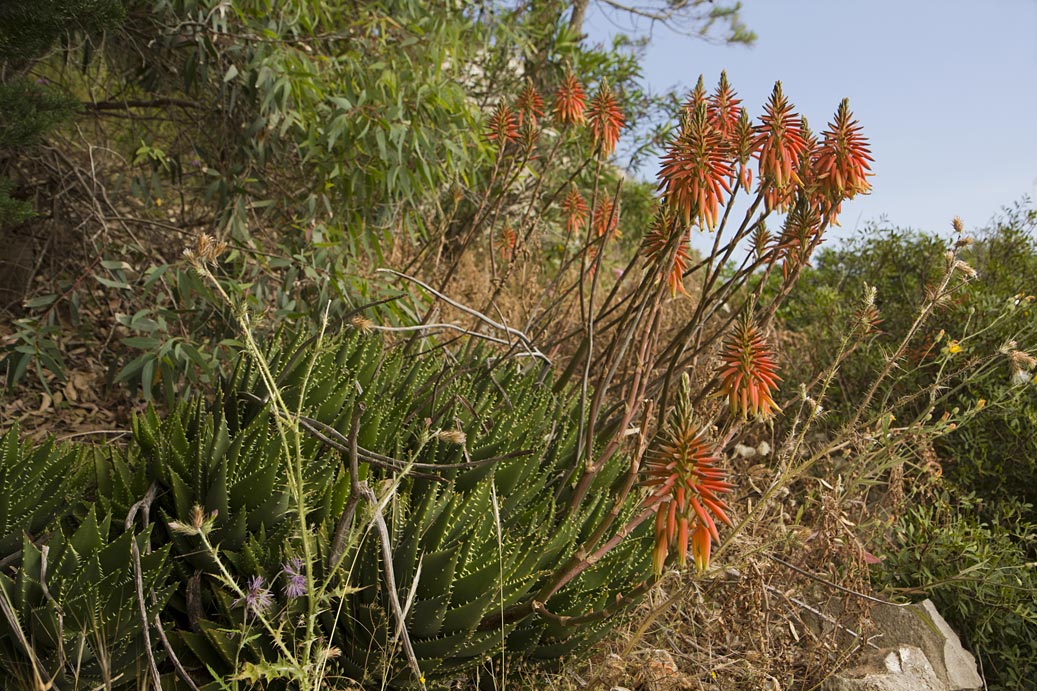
643,375,734,573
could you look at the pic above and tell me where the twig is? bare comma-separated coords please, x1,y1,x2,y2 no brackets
296,412,531,471
241,392,532,474
126,483,162,690
153,614,201,691
130,534,163,690
82,98,208,111
377,268,550,364
39,545,66,672
339,404,426,689
763,583,880,650
366,488,426,687
56,429,130,441
766,553,910,607
330,406,365,569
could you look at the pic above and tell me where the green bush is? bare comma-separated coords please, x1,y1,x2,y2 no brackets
0,0,122,226
872,491,1037,690
781,204,1037,513
778,203,1037,690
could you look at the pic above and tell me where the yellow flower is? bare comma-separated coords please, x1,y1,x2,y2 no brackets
946,340,961,354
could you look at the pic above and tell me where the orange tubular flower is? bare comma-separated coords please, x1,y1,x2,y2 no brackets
516,80,544,128
561,186,589,235
658,103,734,230
754,82,808,211
586,79,624,157
644,375,734,574
499,225,517,262
641,212,691,296
592,196,621,240
486,98,518,146
719,313,782,420
813,98,873,220
554,71,586,126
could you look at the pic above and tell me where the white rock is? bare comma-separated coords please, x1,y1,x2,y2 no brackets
823,645,944,691
870,600,983,691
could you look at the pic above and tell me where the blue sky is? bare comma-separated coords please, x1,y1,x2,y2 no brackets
585,0,1037,241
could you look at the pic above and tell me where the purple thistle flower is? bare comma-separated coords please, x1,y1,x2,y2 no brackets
282,558,307,599
233,575,273,616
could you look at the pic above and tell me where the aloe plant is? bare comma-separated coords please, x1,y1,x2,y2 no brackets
97,328,648,686
0,508,172,689
0,328,655,688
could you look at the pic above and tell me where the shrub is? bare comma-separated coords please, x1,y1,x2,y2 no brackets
778,204,1037,690
780,205,1037,514
873,490,1037,690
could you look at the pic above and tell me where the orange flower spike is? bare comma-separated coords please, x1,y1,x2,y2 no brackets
561,187,589,235
814,98,873,205
553,70,586,126
586,79,625,157
707,70,742,142
499,225,517,262
795,117,819,190
733,109,757,190
592,197,621,240
658,103,733,229
643,374,734,574
719,313,782,420
486,98,518,146
640,213,691,296
754,82,808,211
515,80,544,128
